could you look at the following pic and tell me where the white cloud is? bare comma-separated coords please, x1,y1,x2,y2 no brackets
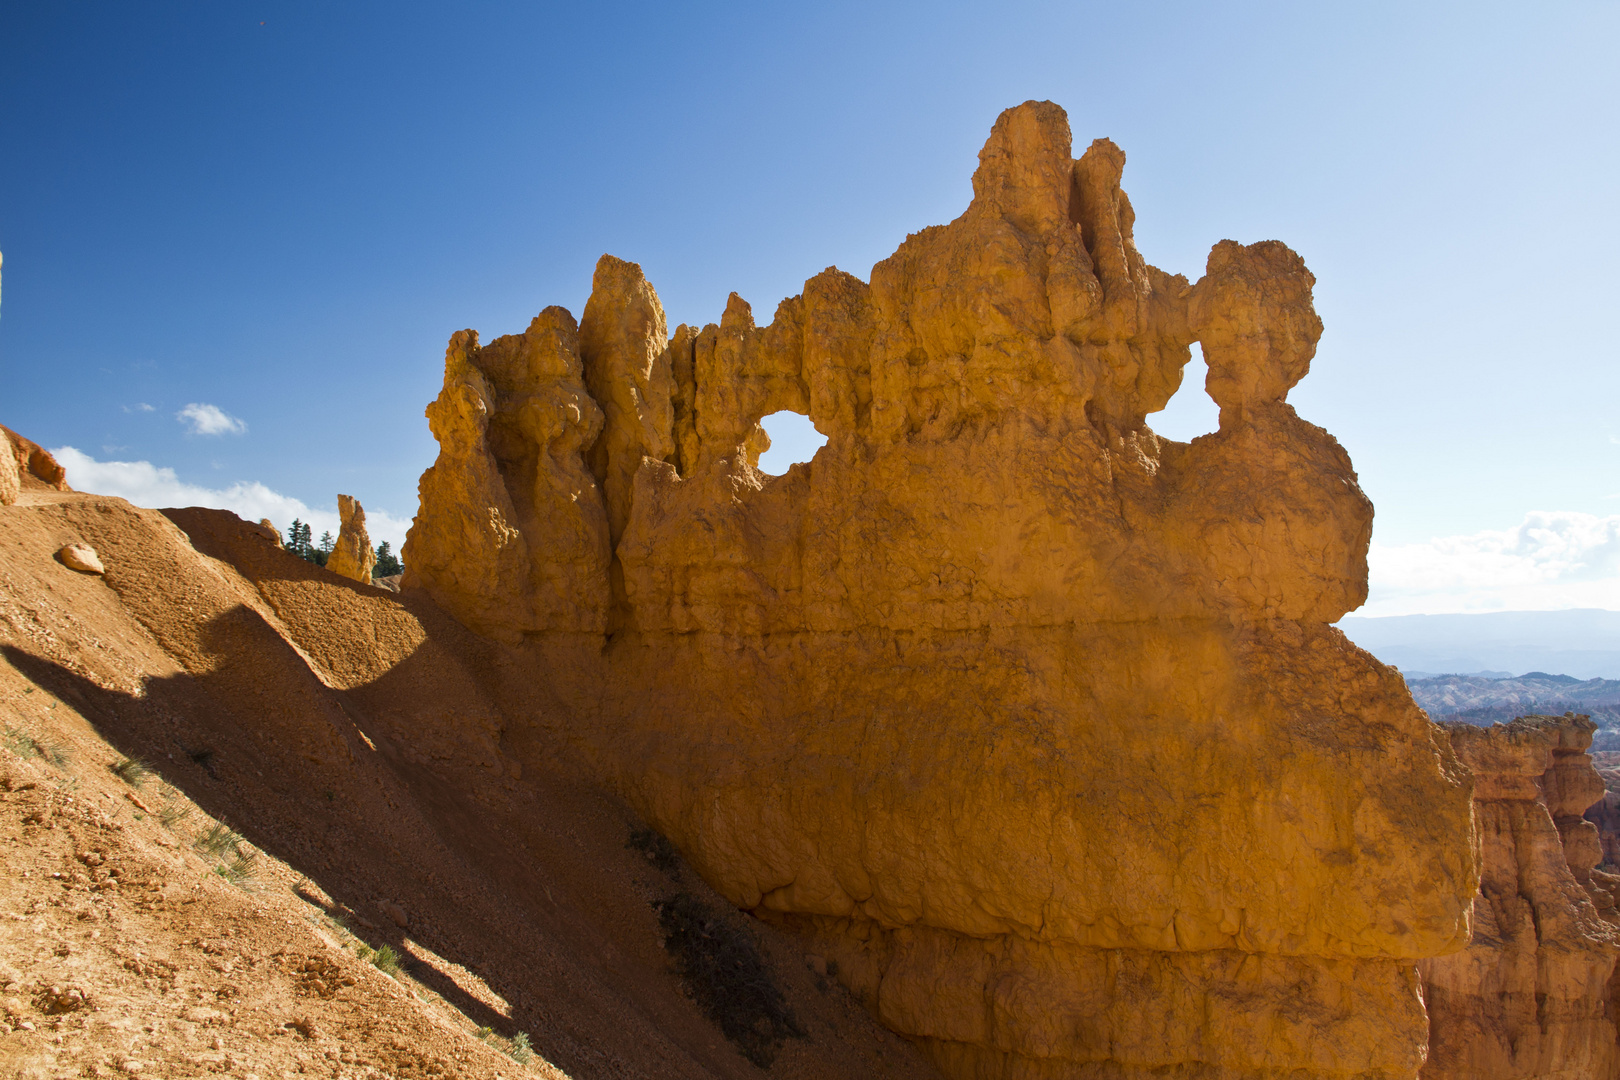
51,447,410,555
1364,510,1620,617
177,403,247,436
122,403,156,414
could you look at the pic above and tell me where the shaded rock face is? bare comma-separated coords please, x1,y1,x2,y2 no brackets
1,424,70,495
406,101,1479,1078
1420,716,1620,1080
326,494,376,583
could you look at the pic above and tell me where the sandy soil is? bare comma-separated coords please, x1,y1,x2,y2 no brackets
0,486,941,1080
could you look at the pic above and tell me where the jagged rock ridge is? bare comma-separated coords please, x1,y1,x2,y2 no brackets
404,101,1480,1079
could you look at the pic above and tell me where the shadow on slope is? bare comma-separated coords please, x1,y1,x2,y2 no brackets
0,496,936,1080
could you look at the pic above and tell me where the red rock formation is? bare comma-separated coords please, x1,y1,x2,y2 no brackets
1420,715,1620,1079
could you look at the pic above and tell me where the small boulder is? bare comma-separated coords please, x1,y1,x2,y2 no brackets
58,544,105,575
380,900,409,928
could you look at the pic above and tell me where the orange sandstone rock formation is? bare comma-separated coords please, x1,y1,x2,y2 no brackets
1420,716,1620,1080
326,493,376,583
406,100,1479,1078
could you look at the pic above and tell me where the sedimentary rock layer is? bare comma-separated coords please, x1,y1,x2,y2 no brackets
405,100,1480,1078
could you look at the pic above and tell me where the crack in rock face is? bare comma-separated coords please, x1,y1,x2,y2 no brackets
402,100,1491,1079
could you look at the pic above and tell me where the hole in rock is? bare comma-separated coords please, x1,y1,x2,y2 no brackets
756,411,828,475
1148,345,1220,441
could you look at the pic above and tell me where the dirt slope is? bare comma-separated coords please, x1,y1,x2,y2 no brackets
0,487,940,1080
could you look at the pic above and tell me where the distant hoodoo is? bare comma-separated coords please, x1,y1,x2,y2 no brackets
326,495,376,584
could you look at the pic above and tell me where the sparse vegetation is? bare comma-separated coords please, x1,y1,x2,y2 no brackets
194,821,244,858
110,756,153,787
653,892,803,1068
627,826,680,876
158,799,192,830
4,726,70,769
509,1031,535,1064
214,849,260,889
372,944,402,977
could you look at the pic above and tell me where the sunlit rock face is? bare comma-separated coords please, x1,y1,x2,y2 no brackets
1420,715,1620,1080
405,100,1482,1079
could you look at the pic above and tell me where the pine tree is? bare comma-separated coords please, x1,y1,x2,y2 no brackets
284,519,321,564
373,541,402,578
316,531,334,567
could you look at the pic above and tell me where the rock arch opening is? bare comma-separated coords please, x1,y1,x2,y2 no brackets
1149,344,1221,441
756,410,827,475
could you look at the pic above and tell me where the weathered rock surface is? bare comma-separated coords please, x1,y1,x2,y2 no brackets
56,542,104,574
325,494,376,584
406,100,1479,1078
0,426,17,506
1,423,70,492
1587,751,1620,866
1419,715,1620,1079
402,309,610,640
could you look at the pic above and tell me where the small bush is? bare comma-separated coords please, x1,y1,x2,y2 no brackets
653,893,803,1067
627,827,680,876
372,945,402,977
110,757,152,788
194,821,243,858
509,1031,534,1064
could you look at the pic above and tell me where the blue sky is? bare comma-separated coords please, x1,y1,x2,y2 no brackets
2,2,1617,614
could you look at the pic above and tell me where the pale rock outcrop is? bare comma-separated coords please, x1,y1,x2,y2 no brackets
57,543,104,575
2,424,70,492
0,427,17,506
259,518,284,548
1420,715,1620,1080
325,495,376,584
406,100,1479,1078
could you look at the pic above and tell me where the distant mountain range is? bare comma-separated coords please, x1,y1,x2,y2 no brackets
1337,609,1620,749
1338,609,1620,680
1403,672,1620,749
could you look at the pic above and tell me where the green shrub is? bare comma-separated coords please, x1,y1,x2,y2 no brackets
372,945,402,977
